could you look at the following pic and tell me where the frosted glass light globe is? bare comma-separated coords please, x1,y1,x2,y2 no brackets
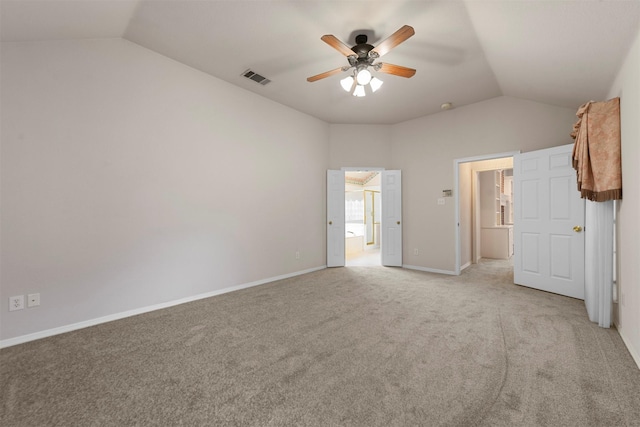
356,69,372,85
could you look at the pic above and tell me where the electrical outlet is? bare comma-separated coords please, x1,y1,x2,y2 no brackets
9,295,24,311
414,248,419,256
27,293,40,308
295,251,300,260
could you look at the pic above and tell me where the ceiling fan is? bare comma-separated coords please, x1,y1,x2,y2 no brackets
307,25,416,95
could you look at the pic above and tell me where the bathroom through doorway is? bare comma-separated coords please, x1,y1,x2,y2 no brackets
345,171,381,266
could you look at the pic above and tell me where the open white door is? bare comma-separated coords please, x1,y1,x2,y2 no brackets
381,170,402,267
327,170,345,267
514,144,585,299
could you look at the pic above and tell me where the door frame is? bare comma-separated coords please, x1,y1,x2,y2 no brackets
454,151,520,275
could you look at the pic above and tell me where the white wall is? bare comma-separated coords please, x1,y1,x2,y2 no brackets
329,124,392,169
607,27,640,367
0,39,329,342
390,97,577,272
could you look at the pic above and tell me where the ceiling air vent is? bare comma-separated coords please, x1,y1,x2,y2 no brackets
242,69,271,86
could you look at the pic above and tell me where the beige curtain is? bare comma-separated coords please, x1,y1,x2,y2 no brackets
571,97,622,201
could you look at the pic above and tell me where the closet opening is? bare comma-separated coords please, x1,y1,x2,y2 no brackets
455,153,518,275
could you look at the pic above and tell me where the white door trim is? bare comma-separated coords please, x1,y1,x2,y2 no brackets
341,167,386,172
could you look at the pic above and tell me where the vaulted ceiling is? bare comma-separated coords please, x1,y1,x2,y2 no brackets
2,1,639,124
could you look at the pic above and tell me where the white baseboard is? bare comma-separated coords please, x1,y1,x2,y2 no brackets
403,264,457,275
618,327,640,370
461,261,472,271
0,266,326,349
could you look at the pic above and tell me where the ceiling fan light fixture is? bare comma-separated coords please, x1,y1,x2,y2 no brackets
356,68,372,85
340,75,355,92
370,77,383,92
353,85,366,97
308,25,416,97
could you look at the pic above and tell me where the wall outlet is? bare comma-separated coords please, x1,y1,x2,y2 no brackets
27,293,40,308
437,198,445,205
9,295,24,311
413,248,419,256
295,251,300,260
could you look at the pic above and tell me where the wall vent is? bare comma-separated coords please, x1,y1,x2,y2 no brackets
242,69,271,86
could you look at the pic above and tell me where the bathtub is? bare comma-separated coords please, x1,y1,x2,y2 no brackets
346,223,365,254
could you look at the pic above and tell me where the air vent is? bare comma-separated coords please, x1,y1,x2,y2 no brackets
242,69,271,86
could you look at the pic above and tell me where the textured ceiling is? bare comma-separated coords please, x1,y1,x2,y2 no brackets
2,0,639,124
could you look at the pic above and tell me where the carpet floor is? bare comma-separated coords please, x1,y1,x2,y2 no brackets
2,260,640,426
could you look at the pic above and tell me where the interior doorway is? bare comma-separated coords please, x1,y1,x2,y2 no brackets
454,152,518,275
327,169,402,268
345,171,381,266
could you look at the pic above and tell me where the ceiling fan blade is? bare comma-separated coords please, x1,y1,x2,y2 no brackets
377,63,416,78
307,67,345,82
321,34,356,57
371,25,415,57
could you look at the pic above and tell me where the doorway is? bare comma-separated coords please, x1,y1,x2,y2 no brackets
345,171,381,266
327,169,402,268
454,152,518,275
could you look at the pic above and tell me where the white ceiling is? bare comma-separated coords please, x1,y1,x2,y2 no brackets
2,0,639,124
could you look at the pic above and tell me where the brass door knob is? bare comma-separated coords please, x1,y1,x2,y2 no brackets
397,221,401,225
573,225,583,232
328,221,332,225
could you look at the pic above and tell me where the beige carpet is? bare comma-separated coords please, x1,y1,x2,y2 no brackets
2,260,640,426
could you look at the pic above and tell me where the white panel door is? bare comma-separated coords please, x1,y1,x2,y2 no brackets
514,144,585,299
381,170,402,267
327,170,345,267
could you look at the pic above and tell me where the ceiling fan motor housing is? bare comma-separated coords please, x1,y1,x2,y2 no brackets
349,34,377,71
352,34,375,58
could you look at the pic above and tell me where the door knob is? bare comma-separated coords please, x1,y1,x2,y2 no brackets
329,221,332,225
573,225,583,232
397,221,401,225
